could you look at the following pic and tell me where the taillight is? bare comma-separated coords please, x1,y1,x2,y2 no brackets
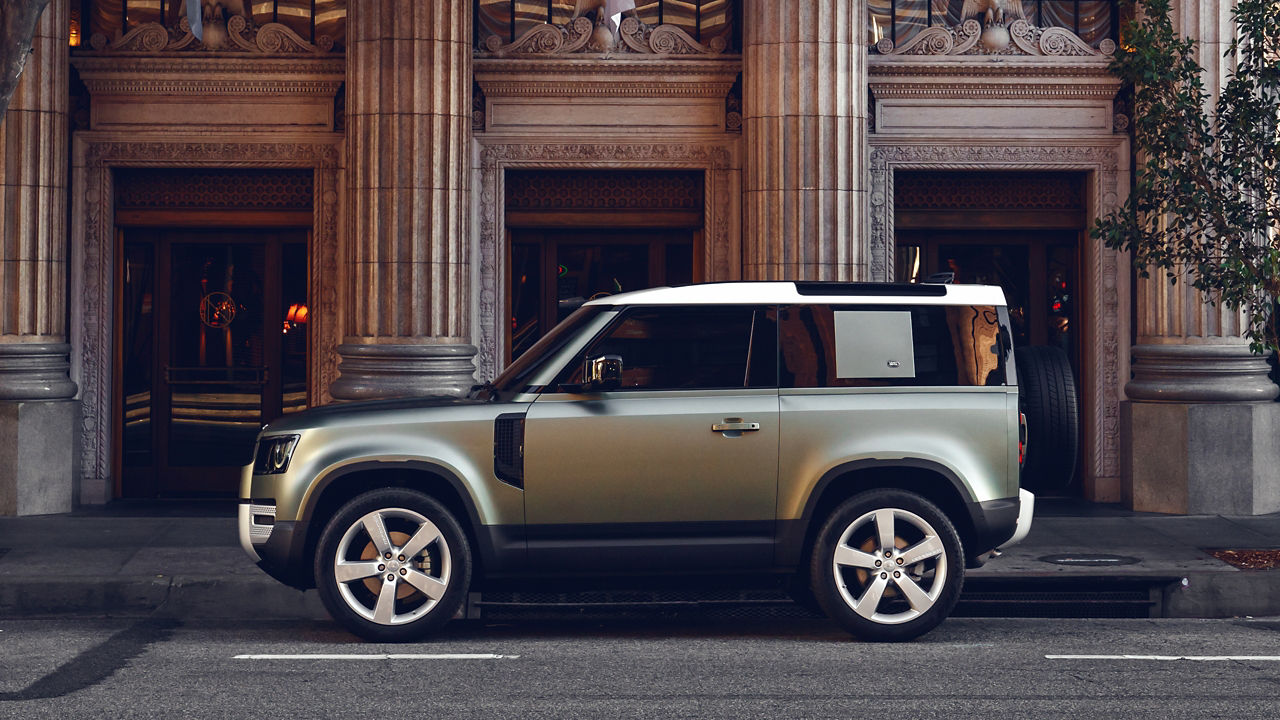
1018,411,1027,467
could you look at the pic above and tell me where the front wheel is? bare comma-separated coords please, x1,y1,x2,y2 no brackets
810,489,964,642
314,489,471,642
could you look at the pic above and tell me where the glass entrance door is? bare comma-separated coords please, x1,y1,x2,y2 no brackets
120,230,309,497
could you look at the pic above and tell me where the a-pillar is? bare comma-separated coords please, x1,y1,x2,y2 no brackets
1121,0,1280,515
0,0,79,515
331,1,477,400
741,0,868,280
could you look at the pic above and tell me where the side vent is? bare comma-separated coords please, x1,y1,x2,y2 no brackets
494,413,526,489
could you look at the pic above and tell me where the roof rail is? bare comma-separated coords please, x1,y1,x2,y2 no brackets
793,282,948,297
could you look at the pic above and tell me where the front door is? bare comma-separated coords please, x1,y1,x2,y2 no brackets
120,230,309,496
522,305,779,572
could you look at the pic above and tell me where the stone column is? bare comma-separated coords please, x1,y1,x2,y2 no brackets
741,0,868,280
0,0,79,515
1122,0,1279,515
331,0,477,400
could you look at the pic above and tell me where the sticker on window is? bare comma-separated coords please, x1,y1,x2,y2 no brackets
834,311,915,379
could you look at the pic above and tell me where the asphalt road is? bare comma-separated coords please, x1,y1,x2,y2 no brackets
3,615,1280,718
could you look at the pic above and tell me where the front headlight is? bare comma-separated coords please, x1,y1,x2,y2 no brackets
254,435,300,475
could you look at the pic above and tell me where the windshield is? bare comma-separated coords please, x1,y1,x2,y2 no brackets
491,305,607,394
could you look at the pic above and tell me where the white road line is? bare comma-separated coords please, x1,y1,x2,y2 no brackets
1046,655,1280,661
233,653,518,660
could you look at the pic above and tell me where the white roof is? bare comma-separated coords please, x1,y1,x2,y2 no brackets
584,282,1007,307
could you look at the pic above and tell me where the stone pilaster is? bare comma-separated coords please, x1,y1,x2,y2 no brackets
741,0,868,280
331,0,477,400
0,0,79,515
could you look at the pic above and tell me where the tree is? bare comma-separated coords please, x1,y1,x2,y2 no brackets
1093,0,1280,353
0,0,51,118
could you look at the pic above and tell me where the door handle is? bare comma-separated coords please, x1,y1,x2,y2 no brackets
712,420,760,432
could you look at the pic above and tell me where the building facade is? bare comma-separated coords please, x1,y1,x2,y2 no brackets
1,0,1275,516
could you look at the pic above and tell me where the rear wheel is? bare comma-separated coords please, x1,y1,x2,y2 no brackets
810,489,964,642
314,488,471,642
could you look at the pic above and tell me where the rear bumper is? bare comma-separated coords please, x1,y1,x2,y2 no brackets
967,488,1035,555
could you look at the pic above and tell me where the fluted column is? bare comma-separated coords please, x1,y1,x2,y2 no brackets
1121,0,1279,515
741,0,868,280
331,0,477,400
0,0,78,516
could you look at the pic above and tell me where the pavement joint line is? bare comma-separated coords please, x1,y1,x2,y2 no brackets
231,653,519,660
1045,655,1280,661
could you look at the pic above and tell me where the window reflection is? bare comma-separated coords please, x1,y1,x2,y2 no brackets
83,0,345,48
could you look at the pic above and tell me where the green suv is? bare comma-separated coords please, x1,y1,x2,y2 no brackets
239,282,1033,642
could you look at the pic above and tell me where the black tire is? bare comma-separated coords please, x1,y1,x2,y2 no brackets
809,489,964,642
1015,345,1080,493
314,488,471,642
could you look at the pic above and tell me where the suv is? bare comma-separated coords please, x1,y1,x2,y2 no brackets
240,282,1033,642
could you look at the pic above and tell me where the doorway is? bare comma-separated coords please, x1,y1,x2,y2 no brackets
895,230,1080,375
119,230,309,497
503,169,705,362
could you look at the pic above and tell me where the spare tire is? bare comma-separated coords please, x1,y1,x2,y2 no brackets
1015,345,1079,493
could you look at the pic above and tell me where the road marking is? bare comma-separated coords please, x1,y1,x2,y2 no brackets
1047,655,1280,661
233,653,518,660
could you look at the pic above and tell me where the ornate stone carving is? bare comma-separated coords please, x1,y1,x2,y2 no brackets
868,141,1125,489
73,136,342,492
877,19,1113,57
89,15,336,55
479,15,727,57
618,17,727,55
475,141,737,381
725,74,742,133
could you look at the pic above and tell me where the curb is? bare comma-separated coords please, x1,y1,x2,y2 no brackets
3,571,1279,620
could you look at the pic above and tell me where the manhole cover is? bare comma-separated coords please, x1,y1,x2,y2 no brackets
1038,554,1141,567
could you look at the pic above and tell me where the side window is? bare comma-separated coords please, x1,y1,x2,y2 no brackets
555,306,777,391
779,305,1006,388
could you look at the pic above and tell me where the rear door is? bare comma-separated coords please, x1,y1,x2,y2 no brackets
522,305,780,572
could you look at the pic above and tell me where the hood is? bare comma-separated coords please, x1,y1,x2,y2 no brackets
262,395,483,433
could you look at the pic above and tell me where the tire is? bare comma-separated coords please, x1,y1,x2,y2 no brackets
809,490,964,642
1015,345,1080,493
314,488,471,642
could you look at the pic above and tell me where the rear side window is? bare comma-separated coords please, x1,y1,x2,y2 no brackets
779,305,1007,388
555,306,777,391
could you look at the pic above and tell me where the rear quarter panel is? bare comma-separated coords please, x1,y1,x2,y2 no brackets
777,385,1017,523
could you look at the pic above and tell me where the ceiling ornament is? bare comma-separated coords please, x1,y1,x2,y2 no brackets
88,14,336,55
875,19,1115,57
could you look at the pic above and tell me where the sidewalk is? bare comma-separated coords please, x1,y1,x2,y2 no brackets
1,499,1278,621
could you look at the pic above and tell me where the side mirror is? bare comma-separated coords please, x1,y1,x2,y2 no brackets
583,354,623,391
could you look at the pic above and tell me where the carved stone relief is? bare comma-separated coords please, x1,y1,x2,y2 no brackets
73,136,342,498
474,141,737,382
89,12,336,54
869,142,1125,492
478,14,727,57
876,19,1115,57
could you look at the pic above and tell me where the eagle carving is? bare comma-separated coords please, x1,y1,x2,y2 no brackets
961,0,1025,26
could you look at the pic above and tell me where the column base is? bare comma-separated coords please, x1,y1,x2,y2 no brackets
1122,400,1280,515
0,400,81,516
1127,344,1278,402
330,342,478,401
0,343,77,401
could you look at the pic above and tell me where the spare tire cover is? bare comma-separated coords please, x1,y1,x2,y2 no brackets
1015,345,1080,492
